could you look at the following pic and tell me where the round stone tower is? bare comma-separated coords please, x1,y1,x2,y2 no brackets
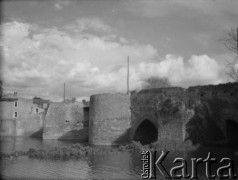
89,93,131,145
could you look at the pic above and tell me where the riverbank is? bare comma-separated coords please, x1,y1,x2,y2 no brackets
0,142,137,160
0,140,199,160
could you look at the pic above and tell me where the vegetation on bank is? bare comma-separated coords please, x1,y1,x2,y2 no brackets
0,140,198,160
0,142,138,160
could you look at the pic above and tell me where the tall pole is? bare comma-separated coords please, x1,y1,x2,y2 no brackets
237,28,238,58
236,28,238,75
127,56,129,95
63,83,65,102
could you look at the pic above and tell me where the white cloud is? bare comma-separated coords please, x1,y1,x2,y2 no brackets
54,3,62,10
1,21,226,100
1,21,30,40
1,21,157,99
136,54,224,88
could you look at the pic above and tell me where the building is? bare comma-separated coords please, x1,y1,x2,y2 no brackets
43,101,88,141
0,92,48,137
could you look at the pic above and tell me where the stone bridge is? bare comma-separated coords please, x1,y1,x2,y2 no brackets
40,82,238,147
89,83,238,146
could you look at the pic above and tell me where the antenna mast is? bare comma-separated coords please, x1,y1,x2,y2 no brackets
63,83,65,102
127,56,129,94
237,28,238,58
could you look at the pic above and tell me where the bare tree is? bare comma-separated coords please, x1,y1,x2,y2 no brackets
223,28,238,55
226,61,238,81
223,28,238,81
142,76,171,89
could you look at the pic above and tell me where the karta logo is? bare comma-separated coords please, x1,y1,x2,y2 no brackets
141,151,237,179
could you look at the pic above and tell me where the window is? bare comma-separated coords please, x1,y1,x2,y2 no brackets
14,101,18,107
35,108,39,113
13,111,18,118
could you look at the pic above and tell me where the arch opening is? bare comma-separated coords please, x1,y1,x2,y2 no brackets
133,119,158,145
226,120,238,145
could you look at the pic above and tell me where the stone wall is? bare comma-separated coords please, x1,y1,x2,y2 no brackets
43,102,88,140
185,83,238,145
16,98,45,137
130,82,238,146
0,119,16,136
130,87,187,144
0,98,18,119
1,82,237,146
0,97,45,137
89,93,131,145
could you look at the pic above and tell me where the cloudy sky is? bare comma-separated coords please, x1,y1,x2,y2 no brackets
1,0,238,101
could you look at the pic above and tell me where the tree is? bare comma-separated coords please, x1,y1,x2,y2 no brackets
223,28,238,55
223,28,238,82
142,76,171,89
33,97,49,107
226,62,238,81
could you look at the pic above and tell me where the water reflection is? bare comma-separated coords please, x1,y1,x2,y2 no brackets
1,157,90,179
0,136,86,153
147,148,238,179
184,147,238,179
0,137,141,179
89,151,141,179
1,137,238,179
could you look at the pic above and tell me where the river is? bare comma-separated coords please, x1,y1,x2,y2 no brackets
0,137,238,179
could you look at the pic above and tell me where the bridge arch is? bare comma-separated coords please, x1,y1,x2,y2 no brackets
131,115,158,145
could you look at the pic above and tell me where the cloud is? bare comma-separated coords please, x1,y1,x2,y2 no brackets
1,21,157,100
54,0,70,11
137,54,224,88
65,18,113,33
124,0,238,18
123,0,238,33
124,0,173,18
54,3,62,10
1,21,226,100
